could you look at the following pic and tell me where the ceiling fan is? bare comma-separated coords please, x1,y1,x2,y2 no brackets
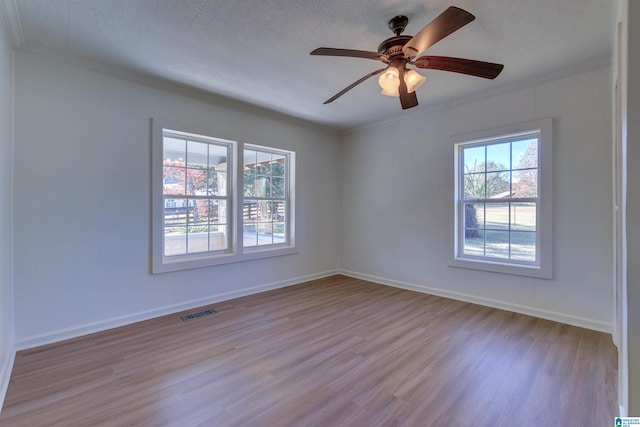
310,6,504,109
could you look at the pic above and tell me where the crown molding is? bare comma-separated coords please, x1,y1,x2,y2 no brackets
0,0,24,49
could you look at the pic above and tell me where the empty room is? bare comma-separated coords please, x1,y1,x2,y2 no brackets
0,0,638,425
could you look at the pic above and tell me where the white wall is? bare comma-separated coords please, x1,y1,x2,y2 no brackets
0,7,15,409
626,0,640,415
341,66,613,331
12,51,341,347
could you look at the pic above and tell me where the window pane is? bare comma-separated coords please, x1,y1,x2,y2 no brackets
244,150,257,164
187,226,209,253
208,144,227,168
243,201,258,222
243,223,258,247
244,149,273,197
164,226,186,256
243,167,256,197
513,139,538,169
253,176,268,197
463,146,485,173
273,222,286,243
271,156,286,177
464,173,485,199
208,144,228,197
510,231,536,261
485,231,509,258
187,168,207,195
186,141,208,169
255,200,272,223
243,150,257,197
486,171,510,198
209,226,227,251
243,199,259,247
163,137,185,165
463,230,484,256
271,177,285,198
163,166,185,195
209,200,227,224
164,199,186,226
255,163,269,176
272,201,286,222
513,169,537,197
190,199,209,225
485,203,509,230
209,170,226,196
464,203,484,230
257,222,274,246
511,203,536,231
486,143,510,171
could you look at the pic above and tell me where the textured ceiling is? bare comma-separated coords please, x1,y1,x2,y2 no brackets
11,0,616,130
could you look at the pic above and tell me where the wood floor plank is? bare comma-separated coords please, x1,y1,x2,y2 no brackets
0,275,617,426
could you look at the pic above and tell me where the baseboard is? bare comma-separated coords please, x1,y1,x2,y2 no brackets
16,269,339,351
0,349,16,415
340,270,612,333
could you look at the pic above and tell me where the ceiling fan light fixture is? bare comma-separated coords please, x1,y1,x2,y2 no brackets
378,67,426,96
405,69,426,93
378,67,400,95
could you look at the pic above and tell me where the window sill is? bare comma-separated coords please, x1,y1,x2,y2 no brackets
449,257,551,279
152,246,297,274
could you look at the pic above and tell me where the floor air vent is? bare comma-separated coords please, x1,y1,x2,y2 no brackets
180,308,217,321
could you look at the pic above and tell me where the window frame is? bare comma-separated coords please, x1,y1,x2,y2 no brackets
151,119,296,274
241,144,292,251
449,118,553,279
160,129,234,261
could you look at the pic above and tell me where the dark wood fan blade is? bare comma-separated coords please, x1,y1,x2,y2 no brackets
311,47,387,61
398,67,419,109
323,68,387,104
413,56,504,79
402,6,475,58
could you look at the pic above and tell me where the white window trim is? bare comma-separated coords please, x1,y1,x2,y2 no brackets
449,118,553,279
151,119,296,274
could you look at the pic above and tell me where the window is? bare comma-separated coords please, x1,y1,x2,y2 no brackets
450,119,552,279
161,131,232,258
243,147,289,248
152,120,295,273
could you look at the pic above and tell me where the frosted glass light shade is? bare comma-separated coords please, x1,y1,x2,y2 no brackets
378,67,426,96
378,67,400,95
404,69,426,93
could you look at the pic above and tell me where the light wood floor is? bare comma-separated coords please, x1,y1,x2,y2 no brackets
0,275,617,426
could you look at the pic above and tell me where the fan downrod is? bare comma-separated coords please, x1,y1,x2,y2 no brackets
378,15,411,55
388,15,409,36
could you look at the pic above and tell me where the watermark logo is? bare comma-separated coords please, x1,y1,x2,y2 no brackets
616,417,640,426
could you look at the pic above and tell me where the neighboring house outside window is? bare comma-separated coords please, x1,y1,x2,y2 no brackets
152,120,296,273
450,118,552,279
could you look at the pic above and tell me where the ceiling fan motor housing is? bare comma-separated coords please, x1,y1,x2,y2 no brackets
377,35,412,56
